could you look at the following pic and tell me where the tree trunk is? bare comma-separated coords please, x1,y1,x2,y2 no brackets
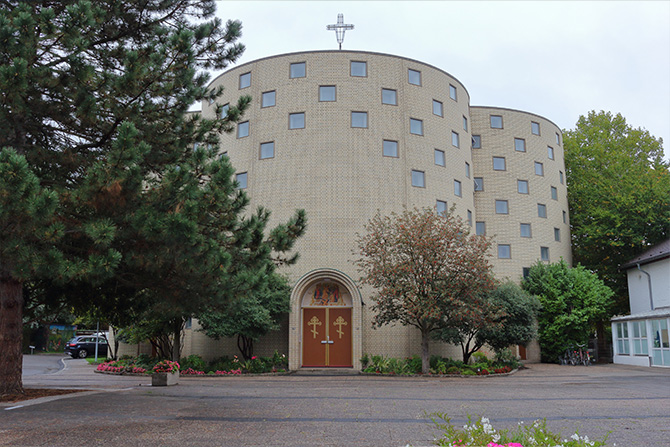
421,329,430,374
0,273,24,395
237,334,253,360
171,318,182,362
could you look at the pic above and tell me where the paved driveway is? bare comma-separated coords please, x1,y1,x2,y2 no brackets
2,362,669,446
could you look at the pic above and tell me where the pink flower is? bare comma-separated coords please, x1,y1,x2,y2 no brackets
251,356,257,360
506,443,524,447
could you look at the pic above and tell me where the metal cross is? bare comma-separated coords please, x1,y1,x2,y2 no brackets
326,13,354,50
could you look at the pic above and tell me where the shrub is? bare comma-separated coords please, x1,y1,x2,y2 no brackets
360,353,370,369
472,351,489,365
446,366,461,375
406,355,422,374
180,354,207,372
494,348,520,370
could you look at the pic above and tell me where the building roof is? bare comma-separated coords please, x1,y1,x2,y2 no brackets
620,239,670,270
611,306,670,322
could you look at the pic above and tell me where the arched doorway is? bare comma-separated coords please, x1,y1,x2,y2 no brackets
288,269,362,370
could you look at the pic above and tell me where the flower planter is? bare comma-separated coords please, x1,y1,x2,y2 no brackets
152,371,179,386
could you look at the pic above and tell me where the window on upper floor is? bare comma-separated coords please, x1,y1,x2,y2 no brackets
556,132,561,145
452,131,460,148
551,186,558,200
289,112,305,129
411,170,425,188
383,140,398,158
538,203,547,218
239,72,251,89
351,61,367,77
563,210,567,223
260,141,274,160
517,179,529,194
540,246,550,261
474,177,484,191
498,244,511,259
465,162,470,178
449,84,457,100
436,200,447,217
237,121,249,138
515,138,526,152
463,116,468,131
535,161,544,176
410,118,423,135
408,69,421,85
476,221,486,236
382,88,397,105
472,135,481,148
434,149,445,167
554,227,561,242
559,171,564,185
548,145,555,160
493,156,506,171
351,111,368,128
490,115,503,129
531,121,540,135
467,210,472,226
220,103,230,119
235,172,247,189
319,85,336,102
520,223,532,238
454,179,462,197
290,62,306,78
433,100,443,117
495,200,509,214
261,90,276,108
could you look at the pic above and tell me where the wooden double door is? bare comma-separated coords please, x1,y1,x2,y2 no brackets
302,308,352,367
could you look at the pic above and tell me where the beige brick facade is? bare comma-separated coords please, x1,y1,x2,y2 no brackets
121,51,571,367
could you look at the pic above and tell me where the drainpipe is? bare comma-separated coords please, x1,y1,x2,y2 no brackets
636,263,654,310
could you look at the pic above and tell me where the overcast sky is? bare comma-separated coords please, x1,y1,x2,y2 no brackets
210,1,669,159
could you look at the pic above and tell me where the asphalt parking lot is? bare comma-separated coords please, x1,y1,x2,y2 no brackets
1,356,669,446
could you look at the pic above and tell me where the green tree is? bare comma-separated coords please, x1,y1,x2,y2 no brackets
0,1,306,395
563,111,670,313
355,207,496,374
522,260,613,363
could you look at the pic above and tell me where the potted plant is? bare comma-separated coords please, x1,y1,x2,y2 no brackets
151,359,180,386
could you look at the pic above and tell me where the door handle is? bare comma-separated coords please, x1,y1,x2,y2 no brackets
321,337,334,344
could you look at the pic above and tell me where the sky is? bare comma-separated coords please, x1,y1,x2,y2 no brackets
209,1,670,159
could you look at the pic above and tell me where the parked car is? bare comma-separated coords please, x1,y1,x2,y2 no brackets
64,335,108,359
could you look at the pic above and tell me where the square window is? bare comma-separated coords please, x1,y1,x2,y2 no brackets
467,210,472,226
408,69,421,85
554,227,561,242
498,244,511,259
474,177,484,191
351,61,367,77
382,88,397,105
351,111,368,128
237,121,249,138
319,85,336,102
289,112,305,129
548,146,555,160
493,156,506,171
559,171,564,185
463,116,468,131
472,135,481,148
220,103,230,119
433,100,443,117
517,179,529,194
531,121,540,135
520,223,532,238
434,149,445,166
515,138,526,152
540,246,550,261
551,186,558,200
235,172,247,189
261,90,276,108
490,115,503,129
495,200,509,214
556,132,561,145
535,161,544,176
538,203,547,218
563,210,567,223
383,140,398,158
239,72,251,89
436,200,447,216
454,179,462,197
476,221,486,236
452,131,460,148
465,162,470,179
410,118,423,135
449,84,457,100
411,170,425,188
290,62,306,78
260,141,274,159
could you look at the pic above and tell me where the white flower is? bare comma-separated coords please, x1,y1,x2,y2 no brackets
481,417,490,424
492,434,500,443
571,433,580,441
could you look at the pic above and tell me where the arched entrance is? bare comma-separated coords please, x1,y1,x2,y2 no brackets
288,269,362,370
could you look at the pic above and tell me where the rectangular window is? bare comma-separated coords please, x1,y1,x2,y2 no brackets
551,186,558,200
436,200,447,216
559,171,564,185
538,203,547,218
454,179,462,197
474,177,484,191
556,132,561,145
383,140,398,158
449,84,457,100
463,116,468,131
452,131,460,148
408,69,421,85
535,161,544,176
520,223,532,238
472,135,481,148
554,227,561,242
467,210,472,226
522,267,530,279
381,88,397,105
490,115,503,129
289,112,305,129
290,62,306,78
410,118,423,135
260,141,274,159
563,210,567,223
517,179,529,194
351,111,368,128
531,121,540,135
351,61,367,77
433,100,443,117
239,72,251,89
261,90,276,108
493,156,506,171
237,121,249,138
434,149,445,166
235,172,247,189
465,162,470,179
476,221,486,236
319,85,336,102
495,200,509,214
498,244,511,259
411,170,425,188
631,321,648,355
548,145,555,160
514,138,526,152
220,103,230,119
540,246,550,261
616,322,630,355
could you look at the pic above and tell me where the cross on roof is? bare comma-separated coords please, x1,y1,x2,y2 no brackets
326,13,354,50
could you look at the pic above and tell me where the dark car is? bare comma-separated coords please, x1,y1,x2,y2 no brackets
64,335,108,359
